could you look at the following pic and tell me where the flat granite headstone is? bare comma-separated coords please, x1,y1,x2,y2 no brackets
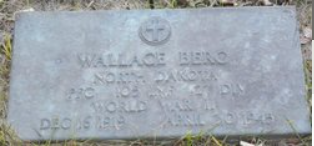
8,6,311,141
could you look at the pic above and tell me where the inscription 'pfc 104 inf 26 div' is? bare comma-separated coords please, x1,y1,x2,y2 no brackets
8,7,311,141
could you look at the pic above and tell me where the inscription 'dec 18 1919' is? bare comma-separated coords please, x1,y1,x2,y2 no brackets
8,7,311,141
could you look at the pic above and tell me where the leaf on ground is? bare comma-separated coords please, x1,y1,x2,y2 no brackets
303,27,312,39
300,27,312,44
219,0,237,5
240,141,254,146
240,141,263,146
18,8,35,13
14,8,35,20
261,0,273,5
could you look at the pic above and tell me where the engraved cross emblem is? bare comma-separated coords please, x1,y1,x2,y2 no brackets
145,19,165,42
139,17,171,46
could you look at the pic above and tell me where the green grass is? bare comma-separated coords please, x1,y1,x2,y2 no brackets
2,33,11,61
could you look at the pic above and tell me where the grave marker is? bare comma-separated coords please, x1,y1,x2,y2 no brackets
8,7,311,141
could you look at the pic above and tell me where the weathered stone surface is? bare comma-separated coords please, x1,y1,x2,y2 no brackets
8,7,311,141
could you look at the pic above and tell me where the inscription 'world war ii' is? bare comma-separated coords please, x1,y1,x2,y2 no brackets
8,7,311,141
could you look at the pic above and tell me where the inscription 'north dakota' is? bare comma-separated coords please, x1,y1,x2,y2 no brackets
8,7,311,141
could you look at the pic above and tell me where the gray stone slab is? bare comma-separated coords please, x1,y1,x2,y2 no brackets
8,6,311,141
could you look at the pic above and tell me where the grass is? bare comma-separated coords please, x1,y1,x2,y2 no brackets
1,33,11,61
0,0,312,145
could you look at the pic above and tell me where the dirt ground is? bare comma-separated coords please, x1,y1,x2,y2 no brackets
0,0,312,146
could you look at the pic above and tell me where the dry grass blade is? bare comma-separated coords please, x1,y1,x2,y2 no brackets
285,119,307,144
211,136,223,146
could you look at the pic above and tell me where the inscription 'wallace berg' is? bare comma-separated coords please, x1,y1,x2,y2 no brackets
77,51,228,68
8,7,311,141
